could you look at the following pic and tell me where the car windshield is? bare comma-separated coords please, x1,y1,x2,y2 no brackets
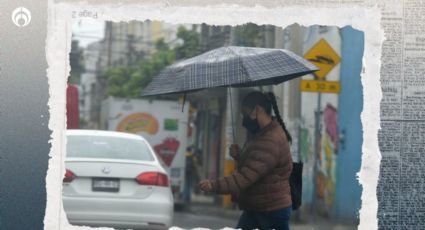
66,135,155,161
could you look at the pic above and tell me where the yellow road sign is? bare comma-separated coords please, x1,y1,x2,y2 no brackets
304,39,341,79
300,80,340,93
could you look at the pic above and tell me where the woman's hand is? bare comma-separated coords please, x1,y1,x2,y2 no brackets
229,144,241,159
198,180,213,192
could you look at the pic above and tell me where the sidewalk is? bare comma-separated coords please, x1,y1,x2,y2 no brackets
183,195,357,230
187,201,242,220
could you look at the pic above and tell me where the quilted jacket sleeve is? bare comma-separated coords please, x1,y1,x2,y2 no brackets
211,138,279,195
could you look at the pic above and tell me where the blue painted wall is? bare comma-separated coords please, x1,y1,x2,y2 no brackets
333,26,364,223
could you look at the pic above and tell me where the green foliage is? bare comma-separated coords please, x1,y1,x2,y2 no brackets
155,38,169,51
104,25,198,98
104,67,135,97
174,26,200,59
105,49,176,98
102,23,267,98
234,23,262,47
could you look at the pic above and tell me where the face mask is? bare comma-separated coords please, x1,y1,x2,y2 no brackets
242,114,260,134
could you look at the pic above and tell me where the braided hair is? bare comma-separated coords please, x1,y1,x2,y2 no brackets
266,92,292,143
241,91,292,144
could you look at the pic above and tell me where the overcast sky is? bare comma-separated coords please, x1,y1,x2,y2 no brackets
72,19,105,48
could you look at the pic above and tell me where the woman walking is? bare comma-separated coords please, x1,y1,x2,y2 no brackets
198,91,293,230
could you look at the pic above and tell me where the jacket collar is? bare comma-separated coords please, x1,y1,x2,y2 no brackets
253,117,278,137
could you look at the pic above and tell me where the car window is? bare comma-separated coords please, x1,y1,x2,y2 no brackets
66,135,155,161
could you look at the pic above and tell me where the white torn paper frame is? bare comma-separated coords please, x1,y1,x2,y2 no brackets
45,2,385,230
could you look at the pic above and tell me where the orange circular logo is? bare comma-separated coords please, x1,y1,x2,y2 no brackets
116,113,159,135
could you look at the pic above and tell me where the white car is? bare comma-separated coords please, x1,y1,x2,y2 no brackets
63,130,174,230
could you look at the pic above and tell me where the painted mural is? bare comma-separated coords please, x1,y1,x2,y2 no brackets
299,126,315,205
154,137,181,166
316,104,338,213
299,127,313,163
116,112,159,135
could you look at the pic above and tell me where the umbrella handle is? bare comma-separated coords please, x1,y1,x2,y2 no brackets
181,93,187,112
228,87,236,143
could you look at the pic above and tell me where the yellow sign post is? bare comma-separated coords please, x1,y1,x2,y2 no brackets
300,80,340,93
303,39,341,211
303,39,341,80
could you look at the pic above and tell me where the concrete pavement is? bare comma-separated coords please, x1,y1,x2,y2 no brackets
172,201,357,230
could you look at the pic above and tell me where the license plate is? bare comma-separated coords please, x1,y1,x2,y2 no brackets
92,178,120,192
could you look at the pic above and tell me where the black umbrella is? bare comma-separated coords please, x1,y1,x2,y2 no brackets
143,46,318,140
143,46,318,96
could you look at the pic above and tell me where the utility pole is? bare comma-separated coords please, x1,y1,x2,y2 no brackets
126,34,135,66
311,76,322,220
106,21,113,67
289,24,303,163
288,24,304,221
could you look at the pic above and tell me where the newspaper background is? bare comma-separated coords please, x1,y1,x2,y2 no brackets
46,0,423,229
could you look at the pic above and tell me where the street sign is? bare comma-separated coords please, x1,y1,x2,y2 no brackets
304,39,341,79
300,80,340,93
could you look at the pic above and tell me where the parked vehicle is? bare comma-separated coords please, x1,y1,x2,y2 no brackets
100,97,189,204
63,129,174,230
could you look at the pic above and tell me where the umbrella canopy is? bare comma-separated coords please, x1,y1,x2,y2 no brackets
143,46,318,96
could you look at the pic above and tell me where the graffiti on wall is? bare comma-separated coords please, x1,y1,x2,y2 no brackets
299,126,315,205
324,104,339,150
116,112,159,135
154,137,181,166
316,104,339,212
299,127,313,163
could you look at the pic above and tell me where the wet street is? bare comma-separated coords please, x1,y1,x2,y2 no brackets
172,211,238,229
171,208,358,230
